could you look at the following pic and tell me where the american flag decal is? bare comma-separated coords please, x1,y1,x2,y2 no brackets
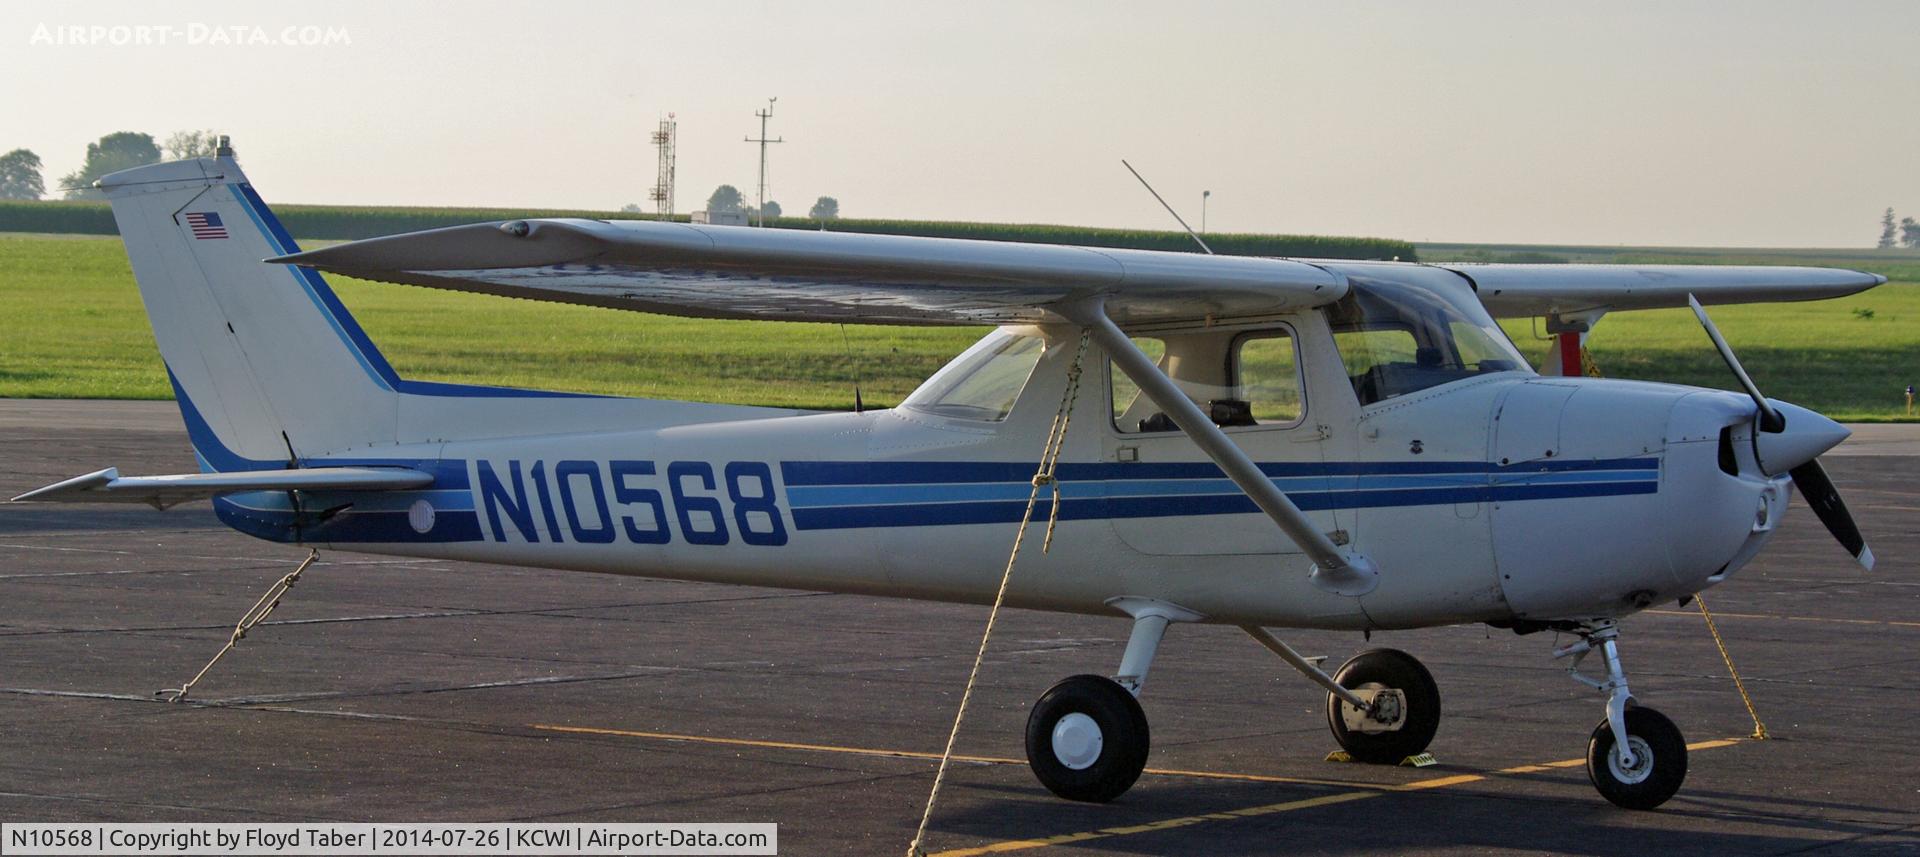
185,211,228,240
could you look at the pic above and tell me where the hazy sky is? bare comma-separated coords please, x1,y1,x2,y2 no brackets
7,1,1918,247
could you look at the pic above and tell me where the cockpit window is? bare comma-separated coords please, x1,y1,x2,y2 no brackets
902,331,1045,421
1326,276,1529,406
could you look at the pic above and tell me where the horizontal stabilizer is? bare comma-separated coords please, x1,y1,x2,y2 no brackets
11,467,436,510
268,219,1350,326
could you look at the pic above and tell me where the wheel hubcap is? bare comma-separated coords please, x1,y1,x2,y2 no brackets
1609,736,1654,785
1051,713,1104,770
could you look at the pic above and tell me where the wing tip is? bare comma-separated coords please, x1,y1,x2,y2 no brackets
11,467,119,503
1856,545,1875,571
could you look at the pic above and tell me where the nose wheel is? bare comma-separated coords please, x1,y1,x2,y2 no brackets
1557,620,1689,809
1586,706,1688,809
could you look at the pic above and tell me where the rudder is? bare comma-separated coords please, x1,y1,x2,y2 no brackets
100,151,399,469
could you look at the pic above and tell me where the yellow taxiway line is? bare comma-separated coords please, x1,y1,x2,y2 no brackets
531,722,1748,856
530,723,1387,790
927,737,1747,857
1645,608,1920,629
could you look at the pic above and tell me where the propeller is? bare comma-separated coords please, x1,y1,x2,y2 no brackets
1687,294,1874,570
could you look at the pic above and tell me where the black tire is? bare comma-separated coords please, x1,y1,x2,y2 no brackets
1587,706,1688,810
1325,648,1441,764
1025,674,1150,803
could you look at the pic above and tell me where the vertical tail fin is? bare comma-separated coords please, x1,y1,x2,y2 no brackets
100,154,398,469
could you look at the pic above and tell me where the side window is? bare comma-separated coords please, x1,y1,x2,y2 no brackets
1333,327,1419,386
1449,321,1522,373
1234,330,1303,425
1110,337,1168,432
902,332,1045,421
1325,277,1532,406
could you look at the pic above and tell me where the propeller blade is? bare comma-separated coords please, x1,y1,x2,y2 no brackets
1687,294,1784,432
1789,459,1875,570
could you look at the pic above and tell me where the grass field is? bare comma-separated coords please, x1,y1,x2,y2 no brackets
3,234,1916,419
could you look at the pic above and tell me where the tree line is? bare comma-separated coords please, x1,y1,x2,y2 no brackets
693,184,840,222
0,131,227,201
1878,207,1920,250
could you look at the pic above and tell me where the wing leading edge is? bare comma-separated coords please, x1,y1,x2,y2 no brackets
1446,263,1886,318
268,219,1351,326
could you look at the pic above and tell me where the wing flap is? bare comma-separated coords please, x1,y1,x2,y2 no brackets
12,467,436,510
269,219,1350,326
1449,264,1887,318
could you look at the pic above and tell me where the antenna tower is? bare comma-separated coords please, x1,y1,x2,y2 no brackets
649,114,677,220
743,98,784,227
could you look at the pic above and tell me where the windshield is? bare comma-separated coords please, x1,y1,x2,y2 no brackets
902,330,1045,421
1326,276,1529,406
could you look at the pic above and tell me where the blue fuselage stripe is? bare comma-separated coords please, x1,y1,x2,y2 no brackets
775,458,1660,531
784,469,1657,508
779,457,1658,486
785,480,1658,531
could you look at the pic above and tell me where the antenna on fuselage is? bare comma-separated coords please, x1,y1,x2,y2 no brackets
839,322,864,413
1120,159,1213,255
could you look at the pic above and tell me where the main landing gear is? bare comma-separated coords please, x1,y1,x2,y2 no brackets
1024,601,1445,802
1324,648,1442,763
1557,620,1688,809
1024,599,1184,802
1023,608,1680,809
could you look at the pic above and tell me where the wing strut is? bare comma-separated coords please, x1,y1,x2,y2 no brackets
1066,300,1379,596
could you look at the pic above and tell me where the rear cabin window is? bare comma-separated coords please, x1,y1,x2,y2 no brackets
902,331,1045,422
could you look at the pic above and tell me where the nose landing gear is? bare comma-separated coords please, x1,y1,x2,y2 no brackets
1557,620,1688,809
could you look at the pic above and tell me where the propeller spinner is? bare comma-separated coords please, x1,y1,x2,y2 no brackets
1687,295,1875,569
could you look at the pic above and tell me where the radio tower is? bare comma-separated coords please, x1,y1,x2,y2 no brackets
649,114,676,220
743,98,783,227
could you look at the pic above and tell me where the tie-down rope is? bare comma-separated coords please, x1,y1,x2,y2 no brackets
908,332,1090,857
159,548,319,703
1567,346,1766,739
1693,594,1769,739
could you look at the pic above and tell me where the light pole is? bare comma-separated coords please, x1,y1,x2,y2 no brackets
1201,190,1211,233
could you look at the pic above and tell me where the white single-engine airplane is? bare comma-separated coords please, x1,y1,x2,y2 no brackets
18,145,1886,811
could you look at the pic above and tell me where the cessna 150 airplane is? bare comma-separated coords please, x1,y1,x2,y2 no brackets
17,145,1886,811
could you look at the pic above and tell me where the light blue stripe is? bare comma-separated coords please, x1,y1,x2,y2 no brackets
1490,470,1657,486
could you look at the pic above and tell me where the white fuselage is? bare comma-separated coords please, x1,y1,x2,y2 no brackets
212,319,1787,632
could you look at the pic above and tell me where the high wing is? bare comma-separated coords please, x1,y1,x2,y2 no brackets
12,467,435,510
268,219,1349,326
274,219,1886,325
1444,263,1886,318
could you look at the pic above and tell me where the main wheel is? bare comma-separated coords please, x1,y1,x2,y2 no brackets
1587,706,1687,810
1325,648,1441,764
1025,674,1150,802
